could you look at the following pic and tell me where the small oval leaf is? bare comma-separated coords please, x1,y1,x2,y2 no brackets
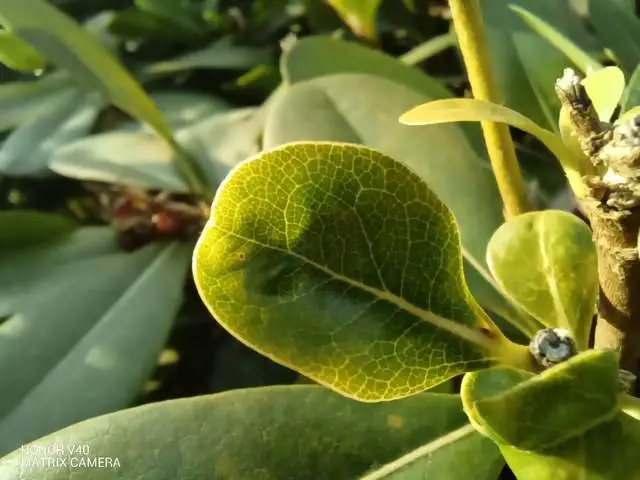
582,66,626,123
486,210,597,349
193,142,522,401
461,350,621,451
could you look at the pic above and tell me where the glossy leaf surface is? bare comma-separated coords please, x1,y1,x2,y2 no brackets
461,350,620,451
193,142,518,401
486,211,597,349
0,386,503,480
265,72,535,336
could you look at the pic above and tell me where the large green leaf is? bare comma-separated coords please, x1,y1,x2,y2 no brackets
0,210,76,249
486,211,597,350
264,72,538,336
0,92,101,176
500,413,640,480
281,36,486,157
193,141,532,401
480,0,598,130
589,0,640,75
0,386,503,480
0,228,191,454
282,36,454,117
400,98,588,198
461,350,621,451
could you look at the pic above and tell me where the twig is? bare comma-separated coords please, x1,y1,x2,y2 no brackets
448,0,532,217
555,68,640,383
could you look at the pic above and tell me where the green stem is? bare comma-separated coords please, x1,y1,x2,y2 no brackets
448,0,532,217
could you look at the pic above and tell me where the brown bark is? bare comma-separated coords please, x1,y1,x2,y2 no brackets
555,68,640,380
583,199,640,373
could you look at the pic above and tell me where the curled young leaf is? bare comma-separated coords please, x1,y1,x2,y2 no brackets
486,210,597,349
193,142,530,401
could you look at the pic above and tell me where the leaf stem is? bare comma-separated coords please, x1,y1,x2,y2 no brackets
447,0,532,217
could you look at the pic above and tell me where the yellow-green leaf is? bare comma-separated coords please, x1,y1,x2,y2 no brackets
326,0,382,40
193,142,527,401
461,350,621,451
486,211,597,350
0,29,45,72
582,66,626,122
400,98,589,197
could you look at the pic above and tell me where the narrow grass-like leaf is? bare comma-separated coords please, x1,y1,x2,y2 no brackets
0,30,45,72
400,98,588,197
509,5,602,73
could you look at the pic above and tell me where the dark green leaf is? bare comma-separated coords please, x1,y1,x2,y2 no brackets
193,141,530,401
0,228,191,454
501,413,640,480
461,350,621,451
621,65,640,114
486,211,597,349
0,386,502,480
0,210,76,249
589,0,640,75
143,37,272,77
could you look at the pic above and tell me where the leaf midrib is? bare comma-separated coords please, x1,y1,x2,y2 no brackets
359,423,477,479
215,227,499,354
